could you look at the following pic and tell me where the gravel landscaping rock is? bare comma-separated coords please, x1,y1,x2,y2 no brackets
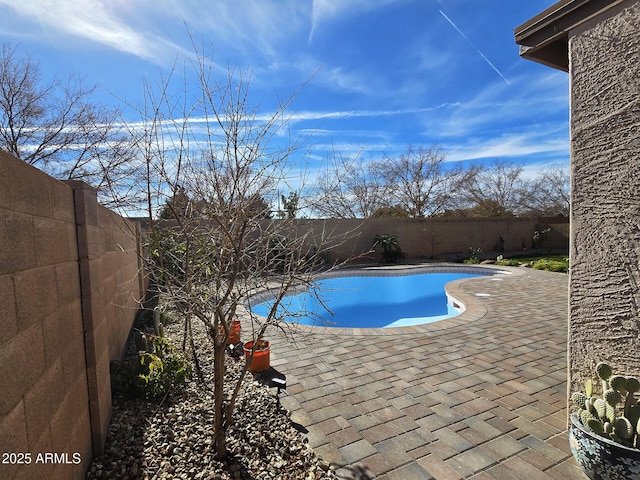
86,319,337,480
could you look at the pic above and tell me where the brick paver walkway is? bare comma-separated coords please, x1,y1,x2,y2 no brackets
267,265,586,479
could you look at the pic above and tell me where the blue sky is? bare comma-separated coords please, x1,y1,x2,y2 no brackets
0,0,568,182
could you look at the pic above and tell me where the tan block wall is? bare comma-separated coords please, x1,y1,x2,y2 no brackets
156,215,567,265
0,151,143,479
568,0,640,393
280,216,568,262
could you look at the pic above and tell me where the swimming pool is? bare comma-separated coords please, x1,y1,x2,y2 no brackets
249,269,490,328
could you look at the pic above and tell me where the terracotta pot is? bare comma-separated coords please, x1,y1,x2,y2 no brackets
243,340,270,372
569,413,640,480
225,320,241,345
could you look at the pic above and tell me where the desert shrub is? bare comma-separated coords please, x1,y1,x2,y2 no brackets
495,258,521,267
111,334,191,399
493,256,568,272
532,259,568,273
463,246,483,264
373,234,404,263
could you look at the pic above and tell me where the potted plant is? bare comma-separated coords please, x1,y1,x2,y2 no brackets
243,339,270,372
569,362,640,479
224,319,241,345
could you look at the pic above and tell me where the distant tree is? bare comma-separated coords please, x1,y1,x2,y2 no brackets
371,205,409,217
435,199,514,218
460,159,531,216
0,42,135,207
279,191,298,219
435,208,469,218
467,199,515,217
376,145,477,218
247,193,272,219
529,165,570,216
312,151,388,218
158,186,199,220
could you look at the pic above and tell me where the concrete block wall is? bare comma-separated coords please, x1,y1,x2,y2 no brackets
0,151,143,479
568,0,640,393
281,216,568,262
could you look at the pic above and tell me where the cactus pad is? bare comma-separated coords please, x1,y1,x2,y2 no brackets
585,378,593,397
587,417,605,435
604,389,622,407
610,375,627,392
605,402,616,424
596,362,613,381
581,408,596,426
571,392,588,409
626,377,640,394
626,404,640,431
593,398,607,419
613,417,634,439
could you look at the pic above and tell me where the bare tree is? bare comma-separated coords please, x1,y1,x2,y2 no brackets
0,42,135,206
376,145,476,218
131,47,354,460
459,159,531,216
311,149,388,218
530,165,570,216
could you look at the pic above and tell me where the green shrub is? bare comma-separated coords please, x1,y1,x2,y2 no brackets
373,234,404,263
147,228,219,286
111,334,192,399
495,258,521,267
493,255,569,273
532,259,568,273
463,246,482,264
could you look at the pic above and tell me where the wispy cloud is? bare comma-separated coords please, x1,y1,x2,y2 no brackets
0,0,310,65
444,133,568,162
419,70,568,138
309,0,404,43
0,0,187,62
287,106,451,122
171,0,309,59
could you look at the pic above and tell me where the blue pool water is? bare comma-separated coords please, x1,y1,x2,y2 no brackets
250,272,483,328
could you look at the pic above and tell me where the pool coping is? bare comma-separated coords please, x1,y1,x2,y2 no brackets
249,263,524,336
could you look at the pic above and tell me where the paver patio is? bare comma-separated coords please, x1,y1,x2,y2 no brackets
267,265,586,479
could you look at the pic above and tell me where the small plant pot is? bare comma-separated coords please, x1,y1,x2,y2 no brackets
244,340,270,372
225,320,241,345
569,413,640,479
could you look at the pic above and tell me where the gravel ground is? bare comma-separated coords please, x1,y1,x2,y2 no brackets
85,319,337,480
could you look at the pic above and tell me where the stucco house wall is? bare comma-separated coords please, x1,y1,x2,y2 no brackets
568,1,640,392
516,0,640,399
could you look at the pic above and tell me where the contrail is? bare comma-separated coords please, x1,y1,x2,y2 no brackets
439,9,511,86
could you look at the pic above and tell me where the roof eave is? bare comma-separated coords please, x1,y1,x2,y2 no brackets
514,0,626,72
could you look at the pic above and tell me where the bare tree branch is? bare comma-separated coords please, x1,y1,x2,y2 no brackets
0,42,137,208
131,42,358,459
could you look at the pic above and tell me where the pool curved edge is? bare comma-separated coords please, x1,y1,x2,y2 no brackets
249,264,523,336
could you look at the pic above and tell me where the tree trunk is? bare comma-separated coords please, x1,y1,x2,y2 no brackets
213,335,227,459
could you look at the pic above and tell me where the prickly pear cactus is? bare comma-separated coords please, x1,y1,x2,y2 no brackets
572,362,640,448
